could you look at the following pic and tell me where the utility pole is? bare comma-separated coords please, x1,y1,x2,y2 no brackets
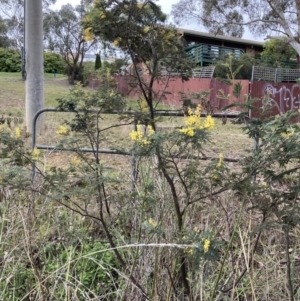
25,0,44,133
21,0,26,81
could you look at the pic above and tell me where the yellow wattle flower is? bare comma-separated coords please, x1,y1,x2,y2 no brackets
56,125,69,136
71,156,81,166
129,125,154,146
217,153,224,168
32,147,40,159
148,218,157,227
179,127,195,137
203,239,210,253
83,27,94,41
203,115,214,129
179,105,214,137
15,127,21,138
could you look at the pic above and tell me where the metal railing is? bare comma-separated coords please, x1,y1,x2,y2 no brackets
185,44,244,66
251,65,300,83
31,108,242,181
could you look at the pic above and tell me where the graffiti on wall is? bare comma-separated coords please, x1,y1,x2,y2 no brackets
261,83,300,114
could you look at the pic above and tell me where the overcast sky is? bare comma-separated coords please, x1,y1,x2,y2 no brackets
51,0,259,41
52,0,176,17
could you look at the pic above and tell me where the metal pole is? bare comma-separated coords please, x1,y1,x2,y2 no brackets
131,119,137,191
21,0,26,80
252,129,259,183
25,0,44,133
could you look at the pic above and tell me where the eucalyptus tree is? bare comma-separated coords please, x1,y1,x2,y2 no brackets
0,0,56,49
0,16,11,48
44,3,99,85
171,0,300,55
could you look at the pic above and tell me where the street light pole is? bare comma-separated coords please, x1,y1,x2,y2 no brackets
25,0,44,133
21,0,26,80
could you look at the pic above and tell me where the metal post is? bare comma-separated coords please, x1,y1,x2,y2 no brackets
252,129,259,183
21,0,26,80
25,0,44,133
131,119,137,191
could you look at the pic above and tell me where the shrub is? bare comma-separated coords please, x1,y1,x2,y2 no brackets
0,48,21,72
214,53,257,80
44,52,66,74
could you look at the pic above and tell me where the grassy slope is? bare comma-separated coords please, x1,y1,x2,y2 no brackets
0,72,251,159
0,72,71,115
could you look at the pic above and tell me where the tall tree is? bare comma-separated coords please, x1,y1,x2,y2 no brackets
0,0,56,49
44,3,98,85
0,16,11,48
171,0,300,55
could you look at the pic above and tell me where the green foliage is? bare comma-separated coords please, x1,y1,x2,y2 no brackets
214,53,256,80
0,49,66,74
1,3,300,301
0,16,11,48
44,52,66,74
43,239,119,300
44,3,99,84
260,38,298,68
1,79,300,299
84,0,193,127
0,48,21,72
84,0,191,79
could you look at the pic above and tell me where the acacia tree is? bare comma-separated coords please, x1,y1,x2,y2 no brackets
44,3,98,85
83,0,199,298
171,0,300,55
84,0,192,120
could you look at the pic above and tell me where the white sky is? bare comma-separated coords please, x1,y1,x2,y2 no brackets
52,0,175,16
52,0,259,41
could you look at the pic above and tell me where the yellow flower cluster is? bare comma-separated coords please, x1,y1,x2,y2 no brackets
56,125,69,136
179,127,195,137
129,125,155,146
32,147,40,159
184,246,194,255
216,153,224,168
71,156,81,166
281,128,295,137
194,226,200,233
139,97,149,113
179,105,214,137
148,217,157,227
203,239,210,253
143,26,150,34
15,127,21,138
83,27,94,42
212,153,225,180
113,37,122,47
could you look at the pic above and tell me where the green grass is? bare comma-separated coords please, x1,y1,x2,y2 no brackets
0,72,71,114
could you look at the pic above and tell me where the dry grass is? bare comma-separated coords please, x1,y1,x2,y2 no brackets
1,73,300,300
0,72,252,170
